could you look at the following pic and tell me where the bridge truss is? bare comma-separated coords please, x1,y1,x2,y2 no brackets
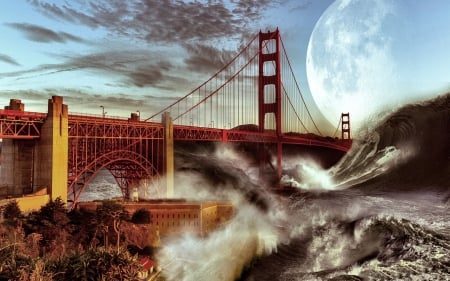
67,115,165,203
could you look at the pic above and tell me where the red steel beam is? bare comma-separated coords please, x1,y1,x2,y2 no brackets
173,125,352,152
0,120,43,139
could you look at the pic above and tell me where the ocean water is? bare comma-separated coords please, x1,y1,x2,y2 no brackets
78,169,123,202
84,94,450,281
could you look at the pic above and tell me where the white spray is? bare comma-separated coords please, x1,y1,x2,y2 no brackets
281,157,336,191
156,145,288,281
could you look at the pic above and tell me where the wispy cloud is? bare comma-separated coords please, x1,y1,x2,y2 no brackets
291,0,313,11
11,0,280,93
0,49,191,91
28,0,277,43
1,0,297,113
183,43,235,74
0,88,179,116
0,54,21,66
5,22,86,43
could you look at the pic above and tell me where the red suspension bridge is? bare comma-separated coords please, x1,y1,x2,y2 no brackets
0,30,351,205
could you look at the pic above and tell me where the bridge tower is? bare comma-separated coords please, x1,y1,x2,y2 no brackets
258,29,283,177
341,113,351,140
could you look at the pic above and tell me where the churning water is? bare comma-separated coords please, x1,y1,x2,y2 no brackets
85,94,450,281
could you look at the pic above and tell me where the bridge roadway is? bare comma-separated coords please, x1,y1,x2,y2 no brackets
0,109,350,152
0,104,351,206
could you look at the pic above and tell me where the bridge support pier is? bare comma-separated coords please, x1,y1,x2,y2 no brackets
0,96,68,205
277,142,282,178
163,112,174,198
34,96,68,204
0,100,34,196
0,140,36,196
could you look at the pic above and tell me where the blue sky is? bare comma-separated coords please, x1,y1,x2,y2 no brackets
1,0,449,134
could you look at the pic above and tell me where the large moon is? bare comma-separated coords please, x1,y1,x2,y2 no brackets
306,0,450,131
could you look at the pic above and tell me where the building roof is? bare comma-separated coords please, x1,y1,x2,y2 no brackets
140,257,155,270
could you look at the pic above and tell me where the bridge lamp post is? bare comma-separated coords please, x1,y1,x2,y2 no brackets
100,105,107,118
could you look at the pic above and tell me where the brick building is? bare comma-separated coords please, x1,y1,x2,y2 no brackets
76,199,234,237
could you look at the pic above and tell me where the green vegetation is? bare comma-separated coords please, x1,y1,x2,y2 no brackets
0,199,158,281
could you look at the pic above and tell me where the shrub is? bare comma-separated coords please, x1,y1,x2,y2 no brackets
3,201,21,226
131,208,151,224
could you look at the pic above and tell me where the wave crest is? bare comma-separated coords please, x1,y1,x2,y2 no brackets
332,93,450,190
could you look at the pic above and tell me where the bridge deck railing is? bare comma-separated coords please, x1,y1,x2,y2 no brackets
0,109,46,121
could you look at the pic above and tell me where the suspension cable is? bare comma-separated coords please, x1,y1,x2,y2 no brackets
281,84,309,132
333,114,342,138
280,38,323,136
173,32,276,123
145,33,259,121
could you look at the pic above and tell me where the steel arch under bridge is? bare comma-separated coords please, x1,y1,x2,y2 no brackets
67,114,165,204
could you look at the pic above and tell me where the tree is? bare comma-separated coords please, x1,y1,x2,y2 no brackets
131,208,151,224
67,208,97,249
38,197,69,227
23,197,71,258
96,201,129,251
3,200,22,227
60,247,140,281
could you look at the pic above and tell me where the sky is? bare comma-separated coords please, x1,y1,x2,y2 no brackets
1,0,449,135
0,1,331,120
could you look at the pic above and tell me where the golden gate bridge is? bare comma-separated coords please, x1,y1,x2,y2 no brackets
0,30,351,206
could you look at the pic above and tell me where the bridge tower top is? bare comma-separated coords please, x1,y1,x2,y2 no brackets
341,113,351,140
258,29,281,135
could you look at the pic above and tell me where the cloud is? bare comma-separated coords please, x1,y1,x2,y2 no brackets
0,54,21,66
60,50,178,88
0,47,201,95
183,43,235,74
5,22,85,43
0,88,179,116
128,66,164,88
21,0,282,86
232,0,272,18
28,0,101,28
28,0,275,44
291,0,313,11
4,0,290,112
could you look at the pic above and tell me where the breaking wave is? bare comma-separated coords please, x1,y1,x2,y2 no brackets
332,93,450,190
